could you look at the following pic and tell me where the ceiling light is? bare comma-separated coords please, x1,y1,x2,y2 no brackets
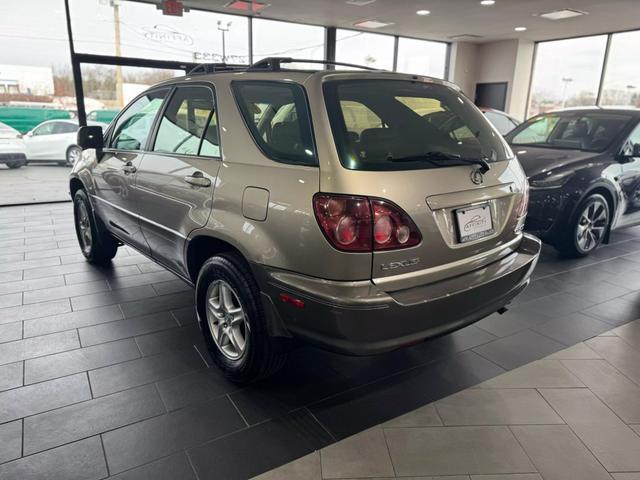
225,0,269,13
416,9,431,16
346,0,377,6
537,8,587,20
480,0,495,5
353,19,394,28
514,26,527,31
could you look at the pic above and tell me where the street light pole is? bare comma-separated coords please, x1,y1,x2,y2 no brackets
111,0,124,107
561,77,573,107
217,21,232,63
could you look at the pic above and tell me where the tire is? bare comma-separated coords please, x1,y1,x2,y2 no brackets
73,189,118,264
6,161,22,169
557,193,610,257
66,146,82,166
196,252,287,383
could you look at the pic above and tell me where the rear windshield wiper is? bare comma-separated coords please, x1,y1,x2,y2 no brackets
387,151,491,173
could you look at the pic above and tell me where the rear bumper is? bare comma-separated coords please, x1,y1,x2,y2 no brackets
255,233,541,355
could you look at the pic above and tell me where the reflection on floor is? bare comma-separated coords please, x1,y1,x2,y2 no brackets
0,201,639,479
258,320,640,479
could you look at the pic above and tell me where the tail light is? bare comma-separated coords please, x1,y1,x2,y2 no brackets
313,194,421,252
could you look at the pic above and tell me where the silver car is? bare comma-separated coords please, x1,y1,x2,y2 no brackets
70,58,540,382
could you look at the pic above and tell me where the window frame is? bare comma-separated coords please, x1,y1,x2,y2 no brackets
149,82,222,159
231,80,318,167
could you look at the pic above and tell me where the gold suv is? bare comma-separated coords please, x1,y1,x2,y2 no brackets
71,58,540,382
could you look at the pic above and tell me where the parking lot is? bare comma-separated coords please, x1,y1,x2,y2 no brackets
0,165,71,205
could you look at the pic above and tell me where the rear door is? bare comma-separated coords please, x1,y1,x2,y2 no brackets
91,88,170,253
136,84,221,276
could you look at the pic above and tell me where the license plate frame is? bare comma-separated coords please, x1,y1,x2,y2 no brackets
455,203,494,243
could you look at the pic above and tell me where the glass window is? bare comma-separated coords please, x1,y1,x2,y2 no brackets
600,31,640,107
110,89,168,151
252,19,325,66
55,122,79,134
232,81,316,166
81,65,184,112
528,36,608,117
335,30,394,70
153,86,219,157
32,122,56,136
324,80,512,171
69,0,249,64
484,111,517,136
396,38,448,78
508,112,633,152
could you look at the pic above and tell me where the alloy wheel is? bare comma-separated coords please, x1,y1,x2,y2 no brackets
68,147,81,166
76,201,93,255
576,199,608,253
205,280,249,360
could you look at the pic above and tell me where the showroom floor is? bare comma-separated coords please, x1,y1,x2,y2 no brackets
0,202,639,480
256,324,640,480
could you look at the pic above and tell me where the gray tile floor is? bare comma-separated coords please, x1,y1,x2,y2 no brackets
1,201,640,479
257,322,640,480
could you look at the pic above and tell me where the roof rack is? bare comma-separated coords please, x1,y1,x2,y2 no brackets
186,57,381,76
246,57,380,72
187,63,247,75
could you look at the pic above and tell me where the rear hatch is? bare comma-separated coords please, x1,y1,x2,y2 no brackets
320,76,527,292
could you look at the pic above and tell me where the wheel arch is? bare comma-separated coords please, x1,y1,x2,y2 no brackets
185,234,248,284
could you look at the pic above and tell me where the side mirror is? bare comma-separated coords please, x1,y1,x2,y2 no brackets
77,126,104,150
634,143,640,157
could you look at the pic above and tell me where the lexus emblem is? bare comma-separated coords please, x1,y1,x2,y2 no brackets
470,169,484,185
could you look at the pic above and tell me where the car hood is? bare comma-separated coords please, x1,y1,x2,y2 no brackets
511,146,600,179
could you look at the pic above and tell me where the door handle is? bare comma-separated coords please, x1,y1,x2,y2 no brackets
122,162,137,174
184,171,211,188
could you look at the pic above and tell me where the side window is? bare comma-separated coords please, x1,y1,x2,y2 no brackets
110,89,168,151
622,123,640,156
153,85,219,157
55,122,79,134
32,123,55,136
232,81,316,166
484,111,516,136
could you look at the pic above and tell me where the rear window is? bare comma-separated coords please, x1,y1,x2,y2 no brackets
232,81,316,166
323,80,512,171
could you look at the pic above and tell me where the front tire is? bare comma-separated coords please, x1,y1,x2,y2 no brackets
6,161,23,169
73,189,118,264
558,193,610,257
196,253,286,383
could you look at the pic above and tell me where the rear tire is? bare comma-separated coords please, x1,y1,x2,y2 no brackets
6,161,22,169
73,189,118,264
196,252,287,383
557,193,610,257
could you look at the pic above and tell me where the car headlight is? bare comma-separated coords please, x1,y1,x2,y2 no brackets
528,171,573,189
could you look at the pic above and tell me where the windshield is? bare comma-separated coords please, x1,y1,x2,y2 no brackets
508,112,634,153
323,80,512,171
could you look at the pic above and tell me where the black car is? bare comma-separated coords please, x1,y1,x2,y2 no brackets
505,107,640,256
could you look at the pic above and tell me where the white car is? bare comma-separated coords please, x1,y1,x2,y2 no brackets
0,121,27,169
23,119,105,166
